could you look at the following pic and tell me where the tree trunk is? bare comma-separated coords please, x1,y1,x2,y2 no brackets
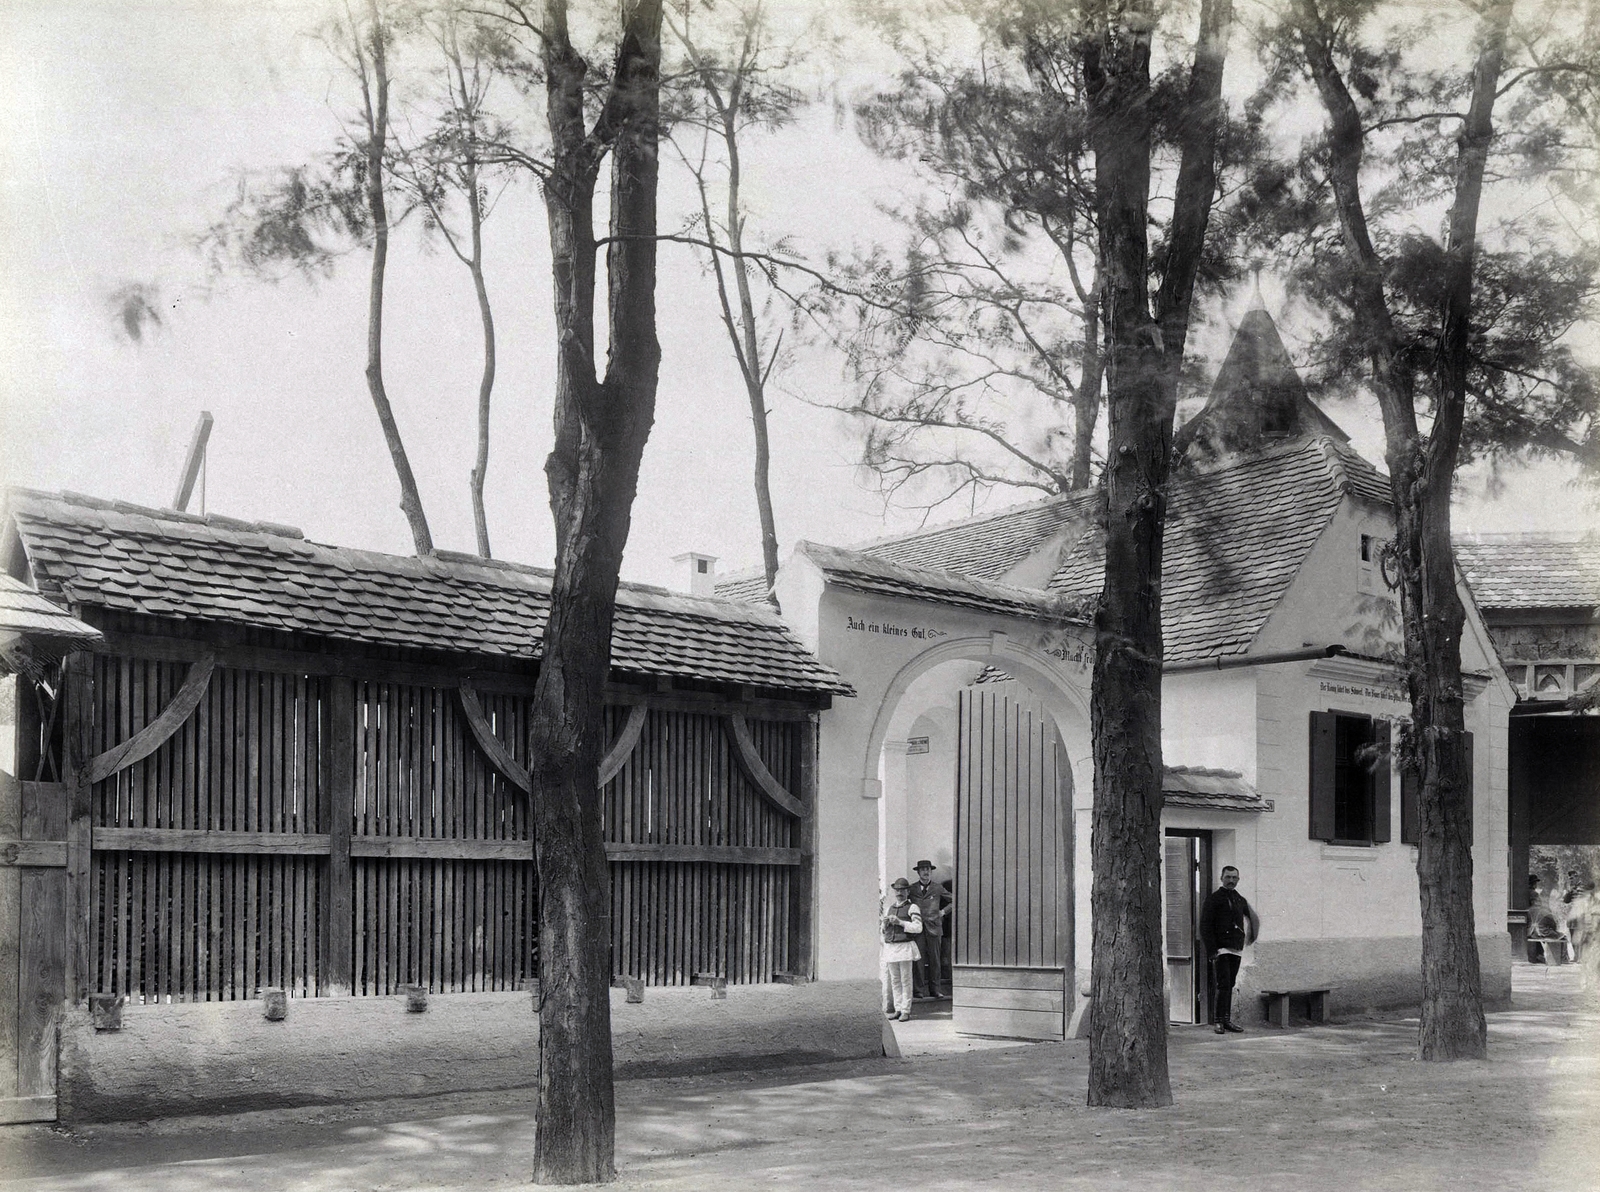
468,164,496,559
1084,3,1171,1110
1070,270,1102,491
728,208,782,601
360,0,434,557
1411,0,1512,1061
530,0,662,1183
1295,0,1509,1060
1082,0,1231,1109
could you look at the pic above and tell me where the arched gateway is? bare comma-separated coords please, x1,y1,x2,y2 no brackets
773,546,1095,1040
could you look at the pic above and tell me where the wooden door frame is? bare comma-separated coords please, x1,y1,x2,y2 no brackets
1164,829,1213,1024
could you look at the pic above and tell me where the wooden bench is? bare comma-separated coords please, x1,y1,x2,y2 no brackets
1261,988,1330,1028
1529,936,1571,965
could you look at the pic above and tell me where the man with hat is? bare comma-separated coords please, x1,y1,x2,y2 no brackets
910,860,952,999
880,877,924,1021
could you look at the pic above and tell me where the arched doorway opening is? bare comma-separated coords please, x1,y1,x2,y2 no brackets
866,636,1091,1040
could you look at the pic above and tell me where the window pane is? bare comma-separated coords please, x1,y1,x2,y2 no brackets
1333,715,1374,842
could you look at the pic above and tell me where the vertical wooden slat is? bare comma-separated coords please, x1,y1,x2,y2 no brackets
320,677,355,996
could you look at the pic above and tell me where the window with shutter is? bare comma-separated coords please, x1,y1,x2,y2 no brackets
1309,711,1338,841
1310,710,1391,844
1371,719,1392,843
1401,767,1418,845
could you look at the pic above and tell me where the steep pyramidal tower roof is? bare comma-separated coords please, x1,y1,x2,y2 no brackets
1175,307,1349,459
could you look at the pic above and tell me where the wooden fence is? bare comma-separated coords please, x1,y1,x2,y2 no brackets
44,641,815,1005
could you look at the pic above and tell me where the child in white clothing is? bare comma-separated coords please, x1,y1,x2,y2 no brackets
880,877,924,1021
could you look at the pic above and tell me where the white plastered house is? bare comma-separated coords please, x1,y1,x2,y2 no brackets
725,306,1514,1037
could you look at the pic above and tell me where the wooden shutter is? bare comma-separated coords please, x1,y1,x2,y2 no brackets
1400,767,1419,844
1309,711,1337,841
1370,719,1392,843
1398,730,1473,846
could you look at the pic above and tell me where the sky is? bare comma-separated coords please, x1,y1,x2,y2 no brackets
1,0,1594,596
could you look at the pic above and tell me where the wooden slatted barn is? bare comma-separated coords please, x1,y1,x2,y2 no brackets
0,488,853,1123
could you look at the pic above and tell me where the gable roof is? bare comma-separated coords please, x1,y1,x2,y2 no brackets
1455,532,1600,611
3,489,851,696
850,436,1391,662
794,541,1090,623
849,495,1080,584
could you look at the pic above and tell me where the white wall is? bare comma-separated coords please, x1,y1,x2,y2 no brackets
779,556,1093,982
1163,669,1258,781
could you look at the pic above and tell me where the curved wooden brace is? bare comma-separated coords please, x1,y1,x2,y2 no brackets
723,715,806,819
457,684,533,798
598,704,647,786
84,654,216,787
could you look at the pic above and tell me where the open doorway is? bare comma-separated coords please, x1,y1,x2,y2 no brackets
1164,830,1212,1025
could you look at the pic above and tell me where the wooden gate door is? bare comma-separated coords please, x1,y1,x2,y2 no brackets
0,772,67,1123
953,683,1071,1040
1164,831,1210,1025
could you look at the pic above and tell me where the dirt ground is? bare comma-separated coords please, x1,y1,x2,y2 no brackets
2,963,1596,1192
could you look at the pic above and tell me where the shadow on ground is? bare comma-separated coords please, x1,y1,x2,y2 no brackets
1,965,1595,1191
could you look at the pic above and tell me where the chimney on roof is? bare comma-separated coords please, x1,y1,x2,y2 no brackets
672,551,718,598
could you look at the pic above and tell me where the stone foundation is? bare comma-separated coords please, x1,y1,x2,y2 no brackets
58,980,881,1122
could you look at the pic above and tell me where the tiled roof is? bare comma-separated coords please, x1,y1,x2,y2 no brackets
3,489,851,696
851,495,1079,583
714,568,772,604
1173,307,1351,457
1049,438,1388,660
853,436,1391,662
1162,766,1268,812
1454,533,1600,611
794,542,1092,624
0,573,102,641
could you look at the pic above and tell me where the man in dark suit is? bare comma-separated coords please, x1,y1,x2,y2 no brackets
909,860,951,999
1199,865,1260,1033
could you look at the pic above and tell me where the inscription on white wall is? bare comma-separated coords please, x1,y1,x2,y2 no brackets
1318,679,1406,704
845,615,948,641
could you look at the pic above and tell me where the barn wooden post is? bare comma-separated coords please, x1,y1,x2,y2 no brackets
319,676,356,996
61,651,93,1006
793,713,818,979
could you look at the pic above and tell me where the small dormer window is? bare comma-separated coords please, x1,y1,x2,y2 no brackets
1260,394,1294,437
697,559,709,575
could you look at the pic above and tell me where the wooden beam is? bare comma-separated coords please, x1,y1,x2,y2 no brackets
604,844,801,866
86,828,795,866
90,627,827,715
723,715,806,819
351,837,532,861
170,410,214,512
457,684,533,797
792,713,819,978
0,841,68,867
92,828,331,856
82,654,215,786
597,703,647,786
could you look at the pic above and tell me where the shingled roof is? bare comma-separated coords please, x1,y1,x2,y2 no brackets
2,489,851,696
850,435,1391,662
794,542,1091,623
1455,533,1600,611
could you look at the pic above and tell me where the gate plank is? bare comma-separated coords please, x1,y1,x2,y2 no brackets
18,777,66,1100
0,772,22,1100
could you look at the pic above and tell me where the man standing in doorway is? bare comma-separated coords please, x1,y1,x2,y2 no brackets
910,860,951,999
1200,865,1260,1033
